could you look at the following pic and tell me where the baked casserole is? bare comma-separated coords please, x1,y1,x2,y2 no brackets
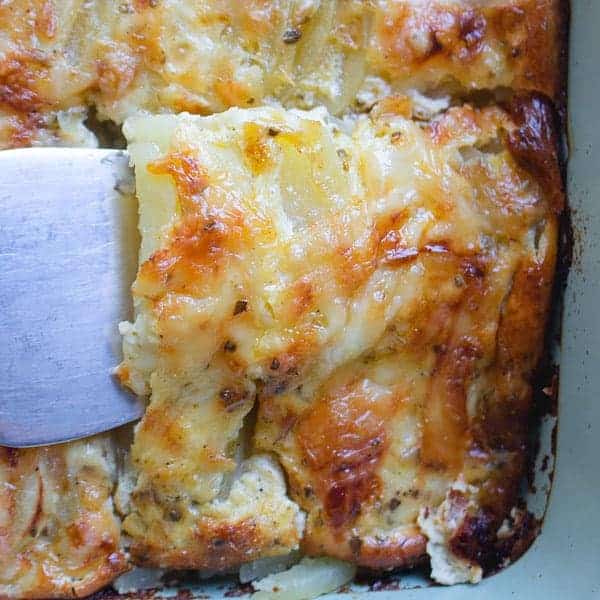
0,1,566,598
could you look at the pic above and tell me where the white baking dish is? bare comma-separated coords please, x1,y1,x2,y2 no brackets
105,3,598,598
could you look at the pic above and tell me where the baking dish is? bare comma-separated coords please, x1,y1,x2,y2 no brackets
92,1,598,598
0,0,592,597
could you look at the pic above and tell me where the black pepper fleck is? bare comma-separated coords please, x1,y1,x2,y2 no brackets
349,536,362,555
336,148,349,171
388,497,401,511
282,28,302,44
233,299,248,315
219,388,236,403
168,509,181,522
219,388,248,412
273,380,288,395
224,340,237,352
391,131,403,144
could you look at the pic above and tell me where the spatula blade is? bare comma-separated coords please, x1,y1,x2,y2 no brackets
0,148,144,447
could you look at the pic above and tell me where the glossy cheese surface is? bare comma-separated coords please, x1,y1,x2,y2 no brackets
0,0,564,148
118,95,559,575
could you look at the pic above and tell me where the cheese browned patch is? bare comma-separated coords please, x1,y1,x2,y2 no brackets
0,0,565,148
119,97,559,576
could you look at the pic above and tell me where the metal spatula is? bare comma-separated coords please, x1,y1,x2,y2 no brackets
0,148,145,448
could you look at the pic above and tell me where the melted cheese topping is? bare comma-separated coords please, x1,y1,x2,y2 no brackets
0,439,128,599
119,99,558,574
0,0,563,148
0,1,564,595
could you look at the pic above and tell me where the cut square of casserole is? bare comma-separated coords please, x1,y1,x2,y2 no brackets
0,438,128,599
0,0,565,148
118,94,561,580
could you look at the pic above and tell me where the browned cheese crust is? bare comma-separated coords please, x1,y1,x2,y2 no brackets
117,93,562,575
254,94,562,570
0,0,565,147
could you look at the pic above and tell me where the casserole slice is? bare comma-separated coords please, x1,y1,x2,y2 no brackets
118,93,561,580
0,438,127,599
0,0,565,147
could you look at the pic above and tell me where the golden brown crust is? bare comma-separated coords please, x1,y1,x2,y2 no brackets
507,92,564,214
117,100,560,573
252,99,560,571
302,525,428,571
129,517,285,571
296,383,396,529
0,1,95,147
371,0,564,101
0,51,52,148
122,441,304,570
